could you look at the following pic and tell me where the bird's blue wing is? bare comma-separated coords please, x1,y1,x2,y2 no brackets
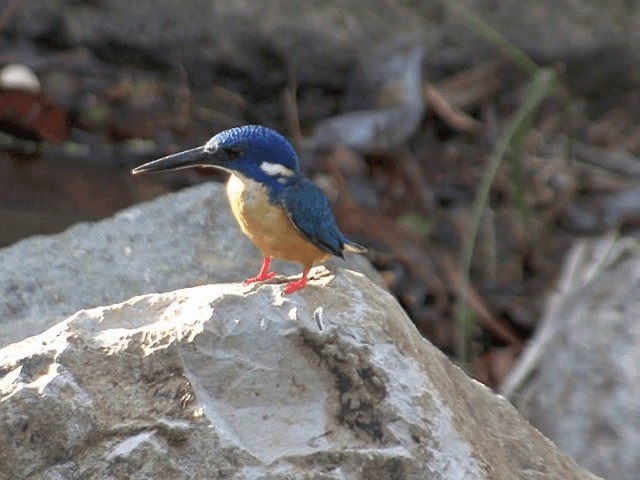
280,178,346,258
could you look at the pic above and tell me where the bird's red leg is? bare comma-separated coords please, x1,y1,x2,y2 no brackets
244,257,277,285
283,267,311,295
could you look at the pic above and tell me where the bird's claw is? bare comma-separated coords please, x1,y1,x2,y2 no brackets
244,271,277,285
282,277,309,295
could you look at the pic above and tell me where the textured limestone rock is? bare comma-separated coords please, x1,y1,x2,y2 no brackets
0,271,597,479
0,182,376,346
503,235,640,480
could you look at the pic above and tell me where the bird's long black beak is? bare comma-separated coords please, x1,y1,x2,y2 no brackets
131,145,210,174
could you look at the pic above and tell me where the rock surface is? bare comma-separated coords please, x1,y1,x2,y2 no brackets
503,235,640,480
0,270,597,479
0,182,376,347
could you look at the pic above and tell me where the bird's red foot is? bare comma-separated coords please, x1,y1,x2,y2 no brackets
283,277,308,295
244,257,277,285
282,268,311,295
244,271,277,285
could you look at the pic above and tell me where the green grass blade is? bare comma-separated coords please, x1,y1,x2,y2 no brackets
455,68,557,360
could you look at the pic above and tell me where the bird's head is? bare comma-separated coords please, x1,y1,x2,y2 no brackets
132,125,301,185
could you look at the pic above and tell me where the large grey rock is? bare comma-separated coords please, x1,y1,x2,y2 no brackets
0,271,597,479
0,182,376,346
307,37,426,152
1,0,637,94
503,235,640,479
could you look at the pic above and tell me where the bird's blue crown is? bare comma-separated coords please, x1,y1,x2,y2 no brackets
208,125,301,182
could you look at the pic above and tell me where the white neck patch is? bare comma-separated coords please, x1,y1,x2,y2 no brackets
260,161,294,177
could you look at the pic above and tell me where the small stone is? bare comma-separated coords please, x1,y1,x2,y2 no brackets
0,64,40,92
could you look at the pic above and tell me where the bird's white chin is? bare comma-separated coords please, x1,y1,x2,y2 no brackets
226,173,269,207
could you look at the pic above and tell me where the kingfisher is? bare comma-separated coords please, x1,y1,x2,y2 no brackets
132,125,366,294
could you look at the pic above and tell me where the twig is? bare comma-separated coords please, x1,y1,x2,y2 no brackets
174,63,192,133
283,76,303,152
574,141,640,178
424,83,482,133
433,61,503,110
444,255,522,348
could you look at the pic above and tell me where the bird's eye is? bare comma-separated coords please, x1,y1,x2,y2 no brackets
225,146,243,158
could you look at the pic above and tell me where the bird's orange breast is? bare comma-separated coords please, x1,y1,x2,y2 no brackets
226,174,330,268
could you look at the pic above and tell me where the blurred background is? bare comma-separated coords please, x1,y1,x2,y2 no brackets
0,0,639,476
